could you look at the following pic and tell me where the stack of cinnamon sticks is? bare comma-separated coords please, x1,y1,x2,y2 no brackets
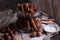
17,3,43,37
2,24,18,40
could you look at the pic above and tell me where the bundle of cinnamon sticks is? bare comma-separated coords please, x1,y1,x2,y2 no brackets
18,3,37,13
0,3,43,40
17,3,43,37
2,24,19,40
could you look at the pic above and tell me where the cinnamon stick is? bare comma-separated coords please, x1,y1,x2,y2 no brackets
30,17,38,31
34,17,41,29
26,20,31,32
21,4,24,13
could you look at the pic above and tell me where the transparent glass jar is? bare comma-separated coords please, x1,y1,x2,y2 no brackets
0,9,16,29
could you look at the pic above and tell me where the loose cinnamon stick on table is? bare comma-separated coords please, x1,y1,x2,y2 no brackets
42,19,55,21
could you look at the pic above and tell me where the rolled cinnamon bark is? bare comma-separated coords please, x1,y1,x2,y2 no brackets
30,28,36,37
10,26,18,35
18,4,22,11
26,20,31,32
18,4,21,7
7,29,15,40
11,34,16,40
29,5,36,13
21,4,25,13
36,31,42,37
5,33,11,40
34,17,41,29
30,31,36,37
25,3,29,12
30,17,38,31
36,28,43,37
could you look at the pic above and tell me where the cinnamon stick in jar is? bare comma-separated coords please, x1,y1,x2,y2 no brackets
21,4,25,13
18,4,22,11
18,3,21,7
24,3,29,12
36,31,41,37
36,28,43,37
29,5,36,13
30,28,36,38
34,17,41,29
26,20,31,32
18,4,25,13
30,17,38,31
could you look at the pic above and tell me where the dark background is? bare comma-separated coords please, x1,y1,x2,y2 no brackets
0,0,60,26
0,0,31,11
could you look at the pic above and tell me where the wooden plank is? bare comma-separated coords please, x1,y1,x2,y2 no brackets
46,0,54,18
52,0,60,25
